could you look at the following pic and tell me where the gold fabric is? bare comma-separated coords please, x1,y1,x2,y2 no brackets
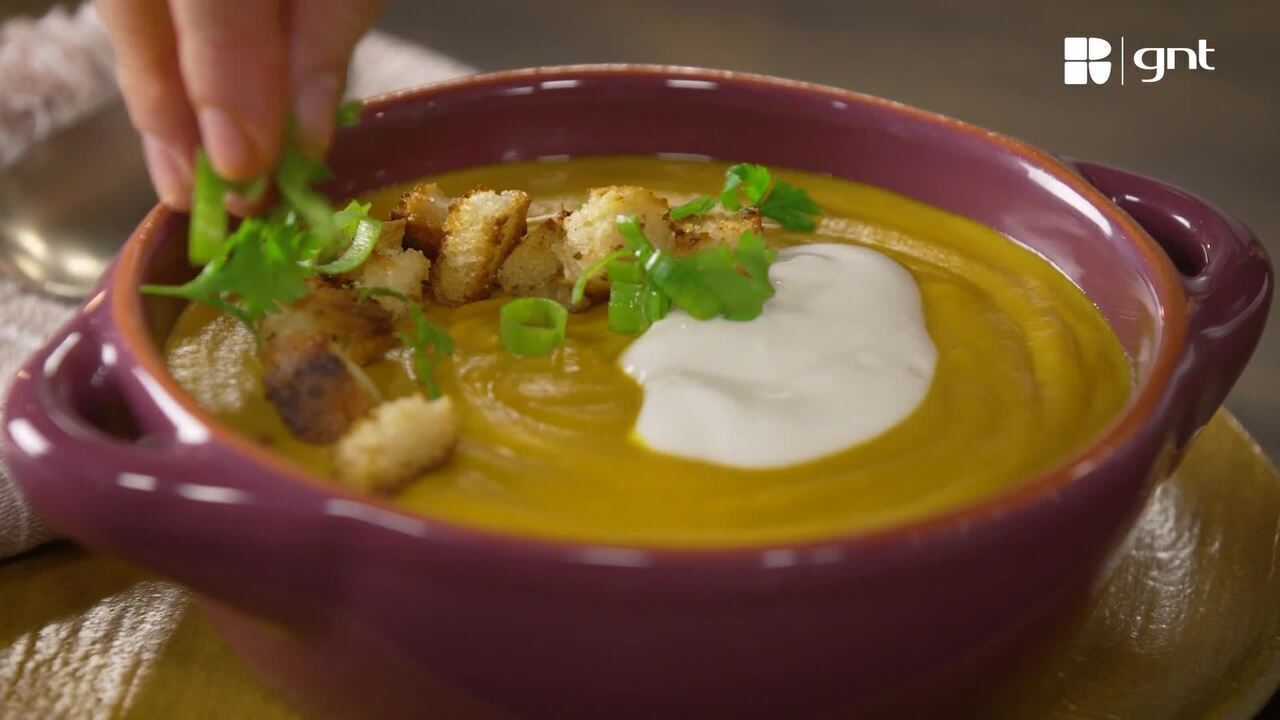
2,412,1277,719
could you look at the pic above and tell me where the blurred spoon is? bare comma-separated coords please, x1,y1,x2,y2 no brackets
0,101,156,299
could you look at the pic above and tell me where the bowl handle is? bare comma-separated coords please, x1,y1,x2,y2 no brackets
1,297,330,620
1064,159,1273,447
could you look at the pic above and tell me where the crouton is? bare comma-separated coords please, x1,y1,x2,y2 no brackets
346,219,432,313
558,186,676,296
258,285,394,443
673,210,765,255
431,188,531,306
261,284,396,366
261,332,379,444
528,192,588,218
496,212,590,309
333,395,460,492
389,182,451,258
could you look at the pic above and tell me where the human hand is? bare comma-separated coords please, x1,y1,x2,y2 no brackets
96,0,384,210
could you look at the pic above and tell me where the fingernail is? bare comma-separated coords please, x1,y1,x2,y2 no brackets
293,73,342,155
198,107,257,179
142,135,191,209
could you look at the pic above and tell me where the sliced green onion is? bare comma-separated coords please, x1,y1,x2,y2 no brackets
315,217,382,273
607,281,648,334
188,151,228,265
500,298,568,358
669,195,716,220
644,285,670,321
616,217,656,258
647,254,721,320
357,286,409,302
333,200,374,232
570,248,630,306
606,258,644,284
613,216,777,323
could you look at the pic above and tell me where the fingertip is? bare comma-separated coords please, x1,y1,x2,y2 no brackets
197,107,280,182
225,185,277,218
142,134,193,210
293,72,342,157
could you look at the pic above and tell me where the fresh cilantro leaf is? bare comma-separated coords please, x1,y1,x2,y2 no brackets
358,286,455,397
399,305,455,399
612,217,778,324
356,286,408,302
213,222,313,321
142,219,314,332
275,147,338,253
685,163,822,231
757,180,822,232
734,231,774,284
720,163,772,210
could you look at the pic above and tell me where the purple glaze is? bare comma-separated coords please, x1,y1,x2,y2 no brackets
0,66,1271,719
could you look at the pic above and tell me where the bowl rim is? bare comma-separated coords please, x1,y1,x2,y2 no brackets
109,64,1188,561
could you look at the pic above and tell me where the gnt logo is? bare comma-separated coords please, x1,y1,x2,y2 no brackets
1064,36,1215,85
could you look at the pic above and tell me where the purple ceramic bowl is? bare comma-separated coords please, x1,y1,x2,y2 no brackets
1,66,1272,718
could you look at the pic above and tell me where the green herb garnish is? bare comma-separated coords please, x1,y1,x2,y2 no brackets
669,163,822,232
316,206,384,275
352,286,455,398
500,297,569,358
142,217,315,329
569,248,630,307
144,101,376,329
720,163,773,211
602,256,668,335
401,304,455,398
668,195,716,220
187,150,229,265
614,216,776,324
756,179,822,232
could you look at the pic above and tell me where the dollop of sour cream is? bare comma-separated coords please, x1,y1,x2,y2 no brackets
621,243,937,469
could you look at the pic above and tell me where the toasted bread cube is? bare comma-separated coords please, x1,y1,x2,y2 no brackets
261,284,396,366
334,395,460,492
347,219,432,313
431,188,531,306
259,285,392,443
673,210,765,255
558,186,676,296
496,212,589,309
528,192,588,218
389,182,451,258
261,332,379,444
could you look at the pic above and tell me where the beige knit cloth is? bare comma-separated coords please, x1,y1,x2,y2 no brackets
0,4,475,558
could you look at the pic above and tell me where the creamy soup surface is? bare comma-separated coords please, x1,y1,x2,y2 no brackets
165,156,1132,546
